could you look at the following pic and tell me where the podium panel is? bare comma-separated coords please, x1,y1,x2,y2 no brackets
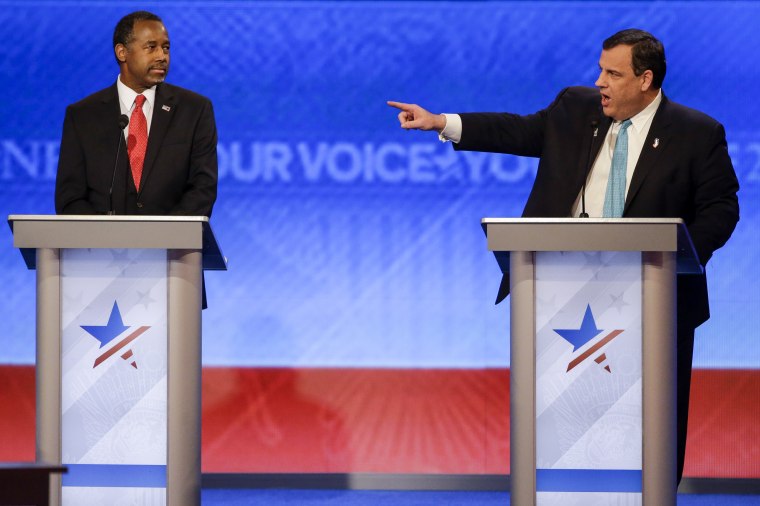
534,251,642,505
484,218,689,506
9,215,226,506
60,248,168,503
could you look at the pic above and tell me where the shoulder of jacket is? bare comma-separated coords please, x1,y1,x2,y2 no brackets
159,82,213,106
560,86,600,103
661,96,722,129
67,84,116,112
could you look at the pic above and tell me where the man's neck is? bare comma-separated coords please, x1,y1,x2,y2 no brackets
631,90,661,119
118,74,154,94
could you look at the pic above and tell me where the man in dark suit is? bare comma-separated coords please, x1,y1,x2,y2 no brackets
55,10,217,217
389,29,739,484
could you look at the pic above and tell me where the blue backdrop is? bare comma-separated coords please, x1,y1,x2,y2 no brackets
1,1,757,368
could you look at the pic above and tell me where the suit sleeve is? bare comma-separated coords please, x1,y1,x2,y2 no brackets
55,106,98,214
169,99,218,217
453,88,572,157
687,122,740,266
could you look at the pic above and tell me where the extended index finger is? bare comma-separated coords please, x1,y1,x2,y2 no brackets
387,100,414,112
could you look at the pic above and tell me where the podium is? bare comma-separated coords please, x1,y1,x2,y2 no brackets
8,215,226,506
482,218,701,506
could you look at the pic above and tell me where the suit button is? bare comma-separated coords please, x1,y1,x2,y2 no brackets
136,202,144,209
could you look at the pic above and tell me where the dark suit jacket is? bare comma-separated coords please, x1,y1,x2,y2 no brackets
55,82,218,216
455,86,740,329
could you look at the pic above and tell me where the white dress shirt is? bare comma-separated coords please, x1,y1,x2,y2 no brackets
116,75,157,138
570,91,662,217
438,90,663,217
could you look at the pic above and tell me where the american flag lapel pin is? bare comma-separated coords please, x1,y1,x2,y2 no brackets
162,105,171,112
653,138,660,148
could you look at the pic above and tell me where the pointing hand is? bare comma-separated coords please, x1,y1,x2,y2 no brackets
387,101,447,132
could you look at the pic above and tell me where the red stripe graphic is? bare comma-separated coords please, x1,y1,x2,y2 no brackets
92,326,150,368
566,329,623,372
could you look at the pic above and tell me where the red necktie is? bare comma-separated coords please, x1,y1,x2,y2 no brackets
128,94,148,190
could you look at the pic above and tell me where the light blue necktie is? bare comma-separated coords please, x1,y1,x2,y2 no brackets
602,119,633,218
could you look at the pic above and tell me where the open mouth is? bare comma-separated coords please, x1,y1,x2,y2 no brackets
600,93,610,107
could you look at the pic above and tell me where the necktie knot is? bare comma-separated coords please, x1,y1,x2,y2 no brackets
620,119,632,133
134,94,146,109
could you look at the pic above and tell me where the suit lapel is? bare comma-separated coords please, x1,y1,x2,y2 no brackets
99,85,133,200
624,96,672,212
99,84,124,152
139,83,176,196
589,115,612,173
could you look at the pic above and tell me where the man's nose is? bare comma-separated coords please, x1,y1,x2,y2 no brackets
595,70,605,88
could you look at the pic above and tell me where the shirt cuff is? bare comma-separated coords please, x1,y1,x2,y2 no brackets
438,113,462,144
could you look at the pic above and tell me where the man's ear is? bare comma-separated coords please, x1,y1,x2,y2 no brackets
114,44,127,64
640,69,654,92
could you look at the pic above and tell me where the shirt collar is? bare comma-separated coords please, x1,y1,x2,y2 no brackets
621,89,662,134
116,75,157,111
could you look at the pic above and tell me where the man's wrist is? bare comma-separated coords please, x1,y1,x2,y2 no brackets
438,113,462,143
435,113,447,133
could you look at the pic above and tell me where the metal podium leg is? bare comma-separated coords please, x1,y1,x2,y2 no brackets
36,247,62,506
167,250,203,506
642,251,677,505
510,251,536,505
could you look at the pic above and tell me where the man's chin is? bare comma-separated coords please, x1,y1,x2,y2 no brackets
601,109,625,121
144,76,166,88
147,71,168,84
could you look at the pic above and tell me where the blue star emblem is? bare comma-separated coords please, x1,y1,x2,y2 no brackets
554,304,603,351
81,301,129,348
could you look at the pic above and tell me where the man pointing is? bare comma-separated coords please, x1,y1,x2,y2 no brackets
389,28,739,484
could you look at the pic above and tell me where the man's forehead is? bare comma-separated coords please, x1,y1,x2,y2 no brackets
132,20,169,40
599,45,633,68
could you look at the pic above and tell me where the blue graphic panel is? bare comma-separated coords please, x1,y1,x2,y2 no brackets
0,1,757,368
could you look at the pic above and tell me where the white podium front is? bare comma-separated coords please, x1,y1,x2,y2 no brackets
9,215,226,506
482,218,701,506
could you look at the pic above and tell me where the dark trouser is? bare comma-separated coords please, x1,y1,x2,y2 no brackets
676,325,696,485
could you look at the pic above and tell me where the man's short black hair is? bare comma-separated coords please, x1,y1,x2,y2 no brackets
113,11,163,49
603,29,666,89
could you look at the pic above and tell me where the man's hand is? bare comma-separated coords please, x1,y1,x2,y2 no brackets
387,101,447,132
